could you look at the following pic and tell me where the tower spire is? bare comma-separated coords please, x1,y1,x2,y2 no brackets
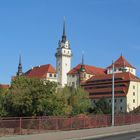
80,51,85,72
17,54,23,76
62,19,67,43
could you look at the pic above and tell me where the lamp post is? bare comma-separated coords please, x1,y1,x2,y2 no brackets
112,61,115,126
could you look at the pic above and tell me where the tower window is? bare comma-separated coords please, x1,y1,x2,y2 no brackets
133,99,135,103
133,92,135,96
49,73,52,77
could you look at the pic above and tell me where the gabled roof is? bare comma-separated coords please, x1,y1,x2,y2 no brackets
82,72,140,99
0,84,9,89
68,64,106,75
107,55,135,69
86,72,140,83
25,64,56,79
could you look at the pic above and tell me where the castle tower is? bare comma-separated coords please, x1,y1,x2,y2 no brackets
17,55,23,76
79,53,86,84
55,21,72,87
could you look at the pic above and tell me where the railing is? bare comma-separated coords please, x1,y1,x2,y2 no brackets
0,114,140,136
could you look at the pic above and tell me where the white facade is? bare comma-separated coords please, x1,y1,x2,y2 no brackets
67,72,94,88
126,81,140,112
56,40,72,87
107,66,136,76
67,74,79,88
45,73,57,82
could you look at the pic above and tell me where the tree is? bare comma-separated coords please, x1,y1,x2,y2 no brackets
2,76,91,117
54,86,91,116
90,98,112,114
7,76,57,117
0,88,9,117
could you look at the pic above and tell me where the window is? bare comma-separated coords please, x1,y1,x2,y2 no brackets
115,99,117,103
72,82,75,87
72,75,75,78
54,74,56,77
133,86,135,89
133,99,135,103
120,99,123,103
109,99,111,103
133,92,135,96
49,73,52,77
120,107,123,111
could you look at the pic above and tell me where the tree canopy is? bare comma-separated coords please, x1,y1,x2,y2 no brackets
0,76,91,117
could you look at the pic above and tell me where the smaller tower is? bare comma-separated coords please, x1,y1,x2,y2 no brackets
17,55,23,76
79,53,86,84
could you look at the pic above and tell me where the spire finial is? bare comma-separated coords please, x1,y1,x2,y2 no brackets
17,54,23,76
63,17,66,36
80,51,85,72
82,51,84,65
19,54,21,65
62,17,67,43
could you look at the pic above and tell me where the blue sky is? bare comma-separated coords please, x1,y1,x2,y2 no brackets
0,0,140,84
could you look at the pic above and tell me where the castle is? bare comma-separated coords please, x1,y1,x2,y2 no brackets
15,21,140,113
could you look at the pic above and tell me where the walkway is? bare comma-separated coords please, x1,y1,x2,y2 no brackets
0,123,140,140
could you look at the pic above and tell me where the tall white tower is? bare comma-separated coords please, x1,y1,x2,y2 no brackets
55,21,72,87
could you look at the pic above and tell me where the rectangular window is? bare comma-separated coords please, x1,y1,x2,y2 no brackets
133,99,135,103
115,99,117,103
109,99,111,103
120,99,122,103
49,73,52,77
133,92,135,96
133,86,135,89
120,107,122,111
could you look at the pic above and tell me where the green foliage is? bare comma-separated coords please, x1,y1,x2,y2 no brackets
0,88,9,117
90,98,112,114
7,76,57,117
55,86,91,116
0,77,91,117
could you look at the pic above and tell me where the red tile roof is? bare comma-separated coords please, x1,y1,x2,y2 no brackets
86,72,139,82
68,64,106,75
25,64,56,79
107,55,135,69
82,72,140,99
0,84,9,89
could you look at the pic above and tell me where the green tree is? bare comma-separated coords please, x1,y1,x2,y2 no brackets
0,88,9,116
91,98,111,114
55,86,91,116
7,76,57,117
